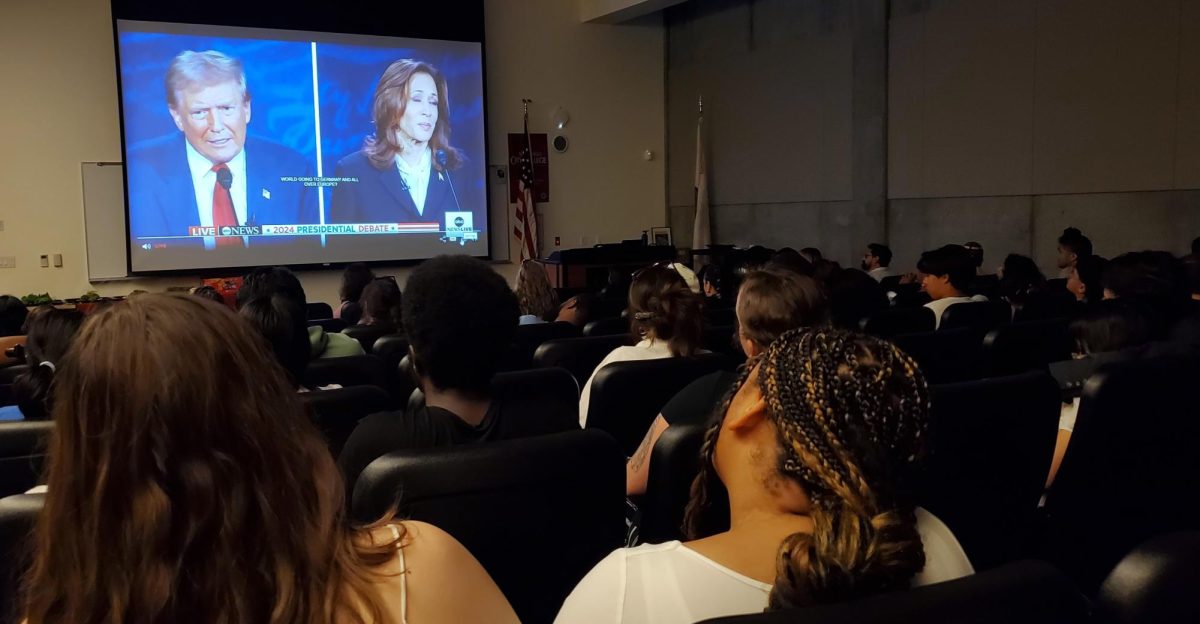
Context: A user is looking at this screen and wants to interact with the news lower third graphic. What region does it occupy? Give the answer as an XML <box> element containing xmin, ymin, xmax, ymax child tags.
<box><xmin>441</xmin><ymin>211</ymin><xmax>478</xmax><ymax>246</ymax></box>
<box><xmin>136</xmin><ymin>219</ymin><xmax>478</xmax><ymax>251</ymax></box>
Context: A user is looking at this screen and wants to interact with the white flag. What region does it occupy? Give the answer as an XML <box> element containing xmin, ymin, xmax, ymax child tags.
<box><xmin>692</xmin><ymin>115</ymin><xmax>711</xmax><ymax>256</ymax></box>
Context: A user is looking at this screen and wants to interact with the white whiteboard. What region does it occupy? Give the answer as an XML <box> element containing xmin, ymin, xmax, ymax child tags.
<box><xmin>81</xmin><ymin>162</ymin><xmax>129</xmax><ymax>282</ymax></box>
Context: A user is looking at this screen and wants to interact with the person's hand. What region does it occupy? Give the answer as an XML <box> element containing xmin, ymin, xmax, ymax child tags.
<box><xmin>899</xmin><ymin>272</ymin><xmax>918</xmax><ymax>285</ymax></box>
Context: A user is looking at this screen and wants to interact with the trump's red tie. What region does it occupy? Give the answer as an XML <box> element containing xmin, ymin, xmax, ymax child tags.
<box><xmin>211</xmin><ymin>163</ymin><xmax>243</xmax><ymax>248</ymax></box>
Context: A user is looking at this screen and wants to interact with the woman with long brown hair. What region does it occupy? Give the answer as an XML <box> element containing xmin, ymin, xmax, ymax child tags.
<box><xmin>577</xmin><ymin>263</ymin><xmax>705</xmax><ymax>427</ymax></box>
<box><xmin>515</xmin><ymin>259</ymin><xmax>559</xmax><ymax>324</ymax></box>
<box><xmin>331</xmin><ymin>59</ymin><xmax>467</xmax><ymax>226</ymax></box>
<box><xmin>20</xmin><ymin>294</ymin><xmax>517</xmax><ymax>623</ymax></box>
<box><xmin>557</xmin><ymin>328</ymin><xmax>972</xmax><ymax>623</ymax></box>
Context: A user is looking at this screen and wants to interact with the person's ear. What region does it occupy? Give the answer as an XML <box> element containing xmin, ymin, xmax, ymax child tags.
<box><xmin>724</xmin><ymin>382</ymin><xmax>768</xmax><ymax>433</ymax></box>
<box><xmin>168</xmin><ymin>106</ymin><xmax>184</xmax><ymax>132</ymax></box>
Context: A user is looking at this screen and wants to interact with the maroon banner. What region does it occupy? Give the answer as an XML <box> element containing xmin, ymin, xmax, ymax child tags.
<box><xmin>508</xmin><ymin>133</ymin><xmax>550</xmax><ymax>203</ymax></box>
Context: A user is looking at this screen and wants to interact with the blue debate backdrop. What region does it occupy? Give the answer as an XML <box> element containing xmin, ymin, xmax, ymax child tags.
<box><xmin>115</xmin><ymin>21</ymin><xmax>490</xmax><ymax>274</ymax></box>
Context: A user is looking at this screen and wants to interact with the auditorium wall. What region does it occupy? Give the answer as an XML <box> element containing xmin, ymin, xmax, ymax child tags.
<box><xmin>0</xmin><ymin>0</ymin><xmax>665</xmax><ymax>304</ymax></box>
<box><xmin>666</xmin><ymin>0</ymin><xmax>1200</xmax><ymax>273</ymax></box>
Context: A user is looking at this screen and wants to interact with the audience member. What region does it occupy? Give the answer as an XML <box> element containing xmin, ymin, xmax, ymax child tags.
<box><xmin>0</xmin><ymin>308</ymin><xmax>83</xmax><ymax>422</ymax></box>
<box><xmin>239</xmin><ymin>293</ymin><xmax>311</xmax><ymax>388</ymax></box>
<box><xmin>337</xmin><ymin>256</ymin><xmax>522</xmax><ymax>491</ymax></box>
<box><xmin>828</xmin><ymin>268</ymin><xmax>889</xmax><ymax>330</ymax></box>
<box><xmin>189</xmin><ymin>285</ymin><xmax>227</xmax><ymax>306</ymax></box>
<box><xmin>559</xmin><ymin>328</ymin><xmax>973</xmax><ymax>623</ymax></box>
<box><xmin>1183</xmin><ymin>254</ymin><xmax>1200</xmax><ymax>301</ymax></box>
<box><xmin>1192</xmin><ymin>236</ymin><xmax>1200</xmax><ymax>257</ymax></box>
<box><xmin>357</xmin><ymin>278</ymin><xmax>403</xmax><ymax>329</ymax></box>
<box><xmin>743</xmin><ymin>245</ymin><xmax>777</xmax><ymax>270</ymax></box>
<box><xmin>862</xmin><ymin>243</ymin><xmax>893</xmax><ymax>281</ymax></box>
<box><xmin>0</xmin><ymin>295</ymin><xmax>28</xmax><ymax>337</ymax></box>
<box><xmin>515</xmin><ymin>259</ymin><xmax>559</xmax><ymax>324</ymax></box>
<box><xmin>1046</xmin><ymin>300</ymin><xmax>1153</xmax><ymax>488</ymax></box>
<box><xmin>579</xmin><ymin>264</ymin><xmax>704</xmax><ymax>427</ymax></box>
<box><xmin>1101</xmin><ymin>250</ymin><xmax>1188</xmax><ymax>336</ymax></box>
<box><xmin>697</xmin><ymin>264</ymin><xmax>725</xmax><ymax>302</ymax></box>
<box><xmin>799</xmin><ymin>246</ymin><xmax>823</xmax><ymax>264</ymax></box>
<box><xmin>1067</xmin><ymin>254</ymin><xmax>1108</xmax><ymax>304</ymax></box>
<box><xmin>963</xmin><ymin>241</ymin><xmax>985</xmax><ymax>273</ymax></box>
<box><xmin>1057</xmin><ymin>227</ymin><xmax>1093</xmax><ymax>277</ymax></box>
<box><xmin>337</xmin><ymin>262</ymin><xmax>375</xmax><ymax>324</ymax></box>
<box><xmin>556</xmin><ymin>293</ymin><xmax>598</xmax><ymax>328</ymax></box>
<box><xmin>811</xmin><ymin>259</ymin><xmax>843</xmax><ymax>291</ymax></box>
<box><xmin>19</xmin><ymin>294</ymin><xmax>516</xmax><ymax>623</ymax></box>
<box><xmin>998</xmin><ymin>253</ymin><xmax>1047</xmax><ymax>306</ymax></box>
<box><xmin>917</xmin><ymin>245</ymin><xmax>988</xmax><ymax>328</ymax></box>
<box><xmin>626</xmin><ymin>269</ymin><xmax>828</xmax><ymax>496</ymax></box>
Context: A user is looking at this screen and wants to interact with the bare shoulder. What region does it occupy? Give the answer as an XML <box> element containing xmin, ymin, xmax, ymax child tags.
<box><xmin>396</xmin><ymin>521</ymin><xmax>520</xmax><ymax>624</ymax></box>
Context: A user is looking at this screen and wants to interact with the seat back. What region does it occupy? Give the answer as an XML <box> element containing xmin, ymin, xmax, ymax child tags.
<box><xmin>891</xmin><ymin>328</ymin><xmax>982</xmax><ymax>384</ymax></box>
<box><xmin>982</xmin><ymin>319</ymin><xmax>1072</xmax><ymax>377</ymax></box>
<box><xmin>1093</xmin><ymin>531</ymin><xmax>1200</xmax><ymax>624</ymax></box>
<box><xmin>369</xmin><ymin>334</ymin><xmax>409</xmax><ymax>371</ymax></box>
<box><xmin>588</xmin><ymin>355</ymin><xmax>730</xmax><ymax>455</ymax></box>
<box><xmin>860</xmin><ymin>307</ymin><xmax>935</xmax><ymax>338</ymax></box>
<box><xmin>639</xmin><ymin>422</ymin><xmax>706</xmax><ymax>543</ymax></box>
<box><xmin>0</xmin><ymin>493</ymin><xmax>43</xmax><ymax>621</ymax></box>
<box><xmin>507</xmin><ymin>322</ymin><xmax>581</xmax><ymax>370</ymax></box>
<box><xmin>305</xmin><ymin>301</ymin><xmax>332</xmax><ymax>320</ymax></box>
<box><xmin>697</xmin><ymin>560</ymin><xmax>1088</xmax><ymax>624</ymax></box>
<box><xmin>922</xmin><ymin>372</ymin><xmax>1061</xmax><ymax>569</ymax></box>
<box><xmin>939</xmin><ymin>300</ymin><xmax>1011</xmax><ymax>334</ymax></box>
<box><xmin>300</xmin><ymin>385</ymin><xmax>392</xmax><ymax>457</ymax></box>
<box><xmin>1043</xmin><ymin>353</ymin><xmax>1200</xmax><ymax>594</ymax></box>
<box><xmin>0</xmin><ymin>421</ymin><xmax>53</xmax><ymax>499</ymax></box>
<box><xmin>582</xmin><ymin>317</ymin><xmax>629</xmax><ymax>337</ymax></box>
<box><xmin>302</xmin><ymin>355</ymin><xmax>400</xmax><ymax>404</ymax></box>
<box><xmin>489</xmin><ymin>367</ymin><xmax>581</xmax><ymax>436</ymax></box>
<box><xmin>533</xmin><ymin>334</ymin><xmax>635</xmax><ymax>388</ymax></box>
<box><xmin>1013</xmin><ymin>291</ymin><xmax>1079</xmax><ymax>323</ymax></box>
<box><xmin>351</xmin><ymin>430</ymin><xmax>625</xmax><ymax>624</ymax></box>
<box><xmin>307</xmin><ymin>318</ymin><xmax>348</xmax><ymax>334</ymax></box>
<box><xmin>341</xmin><ymin>325</ymin><xmax>395</xmax><ymax>353</ymax></box>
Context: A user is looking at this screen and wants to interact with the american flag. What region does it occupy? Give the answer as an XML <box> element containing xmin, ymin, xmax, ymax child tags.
<box><xmin>513</xmin><ymin>108</ymin><xmax>539</xmax><ymax>260</ymax></box>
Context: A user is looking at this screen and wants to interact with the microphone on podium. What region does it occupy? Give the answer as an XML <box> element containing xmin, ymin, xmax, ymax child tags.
<box><xmin>436</xmin><ymin>149</ymin><xmax>463</xmax><ymax>212</ymax></box>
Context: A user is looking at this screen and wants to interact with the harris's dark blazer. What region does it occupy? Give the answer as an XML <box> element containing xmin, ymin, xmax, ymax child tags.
<box><xmin>126</xmin><ymin>135</ymin><xmax>318</xmax><ymax>247</ymax></box>
<box><xmin>329</xmin><ymin>150</ymin><xmax>461</xmax><ymax>227</ymax></box>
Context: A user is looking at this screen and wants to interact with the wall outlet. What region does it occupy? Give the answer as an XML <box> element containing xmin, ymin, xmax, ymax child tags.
<box><xmin>53</xmin><ymin>253</ymin><xmax>63</xmax><ymax>268</ymax></box>
<box><xmin>39</xmin><ymin>255</ymin><xmax>49</xmax><ymax>268</ymax></box>
<box><xmin>0</xmin><ymin>257</ymin><xmax>15</xmax><ymax>269</ymax></box>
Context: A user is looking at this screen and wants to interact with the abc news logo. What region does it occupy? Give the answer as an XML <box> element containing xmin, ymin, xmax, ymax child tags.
<box><xmin>444</xmin><ymin>212</ymin><xmax>473</xmax><ymax>233</ymax></box>
<box><xmin>189</xmin><ymin>226</ymin><xmax>262</xmax><ymax>237</ymax></box>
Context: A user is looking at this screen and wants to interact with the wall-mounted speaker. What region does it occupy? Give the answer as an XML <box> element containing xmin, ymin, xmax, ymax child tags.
<box><xmin>553</xmin><ymin>135</ymin><xmax>569</xmax><ymax>153</ymax></box>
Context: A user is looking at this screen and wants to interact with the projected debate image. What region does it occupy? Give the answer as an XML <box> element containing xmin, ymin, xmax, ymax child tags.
<box><xmin>116</xmin><ymin>21</ymin><xmax>488</xmax><ymax>273</ymax></box>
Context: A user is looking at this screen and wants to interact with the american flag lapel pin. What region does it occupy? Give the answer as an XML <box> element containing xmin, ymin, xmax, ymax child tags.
<box><xmin>262</xmin><ymin>188</ymin><xmax>271</xmax><ymax>200</ymax></box>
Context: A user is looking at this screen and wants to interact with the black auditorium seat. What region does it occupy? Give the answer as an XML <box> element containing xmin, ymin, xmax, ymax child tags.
<box><xmin>308</xmin><ymin>318</ymin><xmax>348</xmax><ymax>334</ymax></box>
<box><xmin>1042</xmin><ymin>353</ymin><xmax>1200</xmax><ymax>595</ymax></box>
<box><xmin>506</xmin><ymin>321</ymin><xmax>580</xmax><ymax>371</ymax></box>
<box><xmin>981</xmin><ymin>318</ymin><xmax>1073</xmax><ymax>377</ymax></box>
<box><xmin>533</xmin><ymin>334</ymin><xmax>635</xmax><ymax>388</ymax></box>
<box><xmin>922</xmin><ymin>371</ymin><xmax>1060</xmax><ymax>569</ymax></box>
<box><xmin>1013</xmin><ymin>291</ymin><xmax>1079</xmax><ymax>324</ymax></box>
<box><xmin>300</xmin><ymin>385</ymin><xmax>392</xmax><ymax>457</ymax></box>
<box><xmin>860</xmin><ymin>306</ymin><xmax>935</xmax><ymax>338</ymax></box>
<box><xmin>697</xmin><ymin>560</ymin><xmax>1088</xmax><ymax>624</ymax></box>
<box><xmin>305</xmin><ymin>301</ymin><xmax>333</xmax><ymax>320</ymax></box>
<box><xmin>0</xmin><ymin>421</ymin><xmax>53</xmax><ymax>499</ymax></box>
<box><xmin>351</xmin><ymin>430</ymin><xmax>625</xmax><ymax>624</ymax></box>
<box><xmin>582</xmin><ymin>317</ymin><xmax>630</xmax><ymax>337</ymax></box>
<box><xmin>1093</xmin><ymin>531</ymin><xmax>1200</xmax><ymax>624</ymax></box>
<box><xmin>938</xmin><ymin>300</ymin><xmax>1012</xmax><ymax>334</ymax></box>
<box><xmin>369</xmin><ymin>334</ymin><xmax>409</xmax><ymax>371</ymax></box>
<box><xmin>302</xmin><ymin>354</ymin><xmax>400</xmax><ymax>404</ymax></box>
<box><xmin>586</xmin><ymin>354</ymin><xmax>730</xmax><ymax>455</ymax></box>
<box><xmin>968</xmin><ymin>274</ymin><xmax>1001</xmax><ymax>299</ymax></box>
<box><xmin>639</xmin><ymin>422</ymin><xmax>707</xmax><ymax>544</ymax></box>
<box><xmin>341</xmin><ymin>324</ymin><xmax>395</xmax><ymax>353</ymax></box>
<box><xmin>0</xmin><ymin>493</ymin><xmax>43</xmax><ymax>620</ymax></box>
<box><xmin>891</xmin><ymin>328</ymin><xmax>982</xmax><ymax>384</ymax></box>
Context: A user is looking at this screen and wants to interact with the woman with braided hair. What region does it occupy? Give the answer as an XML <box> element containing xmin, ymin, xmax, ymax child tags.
<box><xmin>556</xmin><ymin>328</ymin><xmax>972</xmax><ymax>623</ymax></box>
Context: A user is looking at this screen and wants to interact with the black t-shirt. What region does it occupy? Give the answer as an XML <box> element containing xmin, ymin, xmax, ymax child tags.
<box><xmin>338</xmin><ymin>402</ymin><xmax>504</xmax><ymax>494</ymax></box>
<box><xmin>660</xmin><ymin>370</ymin><xmax>739</xmax><ymax>428</ymax></box>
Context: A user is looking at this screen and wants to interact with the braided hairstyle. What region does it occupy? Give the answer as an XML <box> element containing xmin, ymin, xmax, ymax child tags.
<box><xmin>683</xmin><ymin>327</ymin><xmax>931</xmax><ymax>609</ymax></box>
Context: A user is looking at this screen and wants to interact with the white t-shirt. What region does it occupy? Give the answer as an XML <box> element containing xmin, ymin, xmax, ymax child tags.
<box><xmin>554</xmin><ymin>508</ymin><xmax>973</xmax><ymax>624</ymax></box>
<box><xmin>924</xmin><ymin>295</ymin><xmax>989</xmax><ymax>329</ymax></box>
<box><xmin>578</xmin><ymin>339</ymin><xmax>676</xmax><ymax>428</ymax></box>
<box><xmin>868</xmin><ymin>267</ymin><xmax>893</xmax><ymax>281</ymax></box>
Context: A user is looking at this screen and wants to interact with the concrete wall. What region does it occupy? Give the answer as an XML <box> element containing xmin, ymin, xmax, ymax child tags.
<box><xmin>0</xmin><ymin>0</ymin><xmax>665</xmax><ymax>304</ymax></box>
